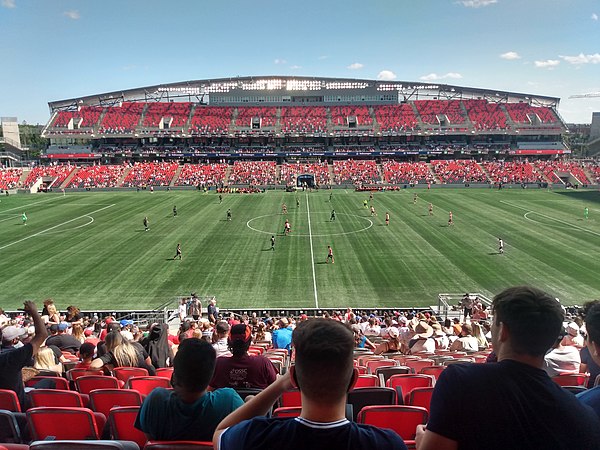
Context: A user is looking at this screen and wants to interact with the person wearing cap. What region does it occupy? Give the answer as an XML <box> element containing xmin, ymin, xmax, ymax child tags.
<box><xmin>408</xmin><ymin>321</ymin><xmax>436</xmax><ymax>354</ymax></box>
<box><xmin>560</xmin><ymin>321</ymin><xmax>584</xmax><ymax>348</ymax></box>
<box><xmin>0</xmin><ymin>301</ymin><xmax>48</xmax><ymax>408</ymax></box>
<box><xmin>374</xmin><ymin>326</ymin><xmax>401</xmax><ymax>354</ymax></box>
<box><xmin>45</xmin><ymin>322</ymin><xmax>82</xmax><ymax>355</ymax></box>
<box><xmin>431</xmin><ymin>322</ymin><xmax>450</xmax><ymax>350</ymax></box>
<box><xmin>213</xmin><ymin>321</ymin><xmax>232</xmax><ymax>358</ymax></box>
<box><xmin>416</xmin><ymin>286</ymin><xmax>600</xmax><ymax>450</ymax></box>
<box><xmin>449</xmin><ymin>323</ymin><xmax>479</xmax><ymax>352</ymax></box>
<box><xmin>210</xmin><ymin>324</ymin><xmax>277</xmax><ymax>390</ymax></box>
<box><xmin>213</xmin><ymin>319</ymin><xmax>407</xmax><ymax>450</ymax></box>
<box><xmin>272</xmin><ymin>318</ymin><xmax>293</xmax><ymax>352</ymax></box>
<box><xmin>135</xmin><ymin>338</ymin><xmax>243</xmax><ymax>441</ymax></box>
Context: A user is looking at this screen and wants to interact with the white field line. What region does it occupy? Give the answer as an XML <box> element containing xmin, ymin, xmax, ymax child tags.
<box><xmin>0</xmin><ymin>204</ymin><xmax>115</xmax><ymax>251</ymax></box>
<box><xmin>1</xmin><ymin>196</ymin><xmax>61</xmax><ymax>213</ymax></box>
<box><xmin>500</xmin><ymin>200</ymin><xmax>600</xmax><ymax>238</ymax></box>
<box><xmin>306</xmin><ymin>194</ymin><xmax>319</xmax><ymax>309</ymax></box>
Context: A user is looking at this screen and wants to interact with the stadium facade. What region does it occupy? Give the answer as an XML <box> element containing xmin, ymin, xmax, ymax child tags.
<box><xmin>41</xmin><ymin>75</ymin><xmax>568</xmax><ymax>162</ymax></box>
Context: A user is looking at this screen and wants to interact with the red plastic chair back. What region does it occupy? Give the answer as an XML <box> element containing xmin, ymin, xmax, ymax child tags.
<box><xmin>155</xmin><ymin>368</ymin><xmax>174</xmax><ymax>379</ymax></box>
<box><xmin>272</xmin><ymin>406</ymin><xmax>302</xmax><ymax>418</ymax></box>
<box><xmin>76</xmin><ymin>375</ymin><xmax>122</xmax><ymax>395</ymax></box>
<box><xmin>0</xmin><ymin>389</ymin><xmax>21</xmax><ymax>412</ymax></box>
<box><xmin>127</xmin><ymin>376</ymin><xmax>171</xmax><ymax>396</ymax></box>
<box><xmin>66</xmin><ymin>368</ymin><xmax>105</xmax><ymax>381</ymax></box>
<box><xmin>354</xmin><ymin>375</ymin><xmax>380</xmax><ymax>388</ymax></box>
<box><xmin>25</xmin><ymin>376</ymin><xmax>70</xmax><ymax>390</ymax></box>
<box><xmin>280</xmin><ymin>389</ymin><xmax>302</xmax><ymax>407</ymax></box>
<box><xmin>365</xmin><ymin>359</ymin><xmax>397</xmax><ymax>374</ymax></box>
<box><xmin>406</xmin><ymin>387</ymin><xmax>435</xmax><ymax>412</ymax></box>
<box><xmin>403</xmin><ymin>358</ymin><xmax>435</xmax><ymax>373</ymax></box>
<box><xmin>108</xmin><ymin>406</ymin><xmax>147</xmax><ymax>449</ymax></box>
<box><xmin>144</xmin><ymin>441</ymin><xmax>213</xmax><ymax>449</ymax></box>
<box><xmin>27</xmin><ymin>407</ymin><xmax>102</xmax><ymax>440</ymax></box>
<box><xmin>357</xmin><ymin>405</ymin><xmax>428</xmax><ymax>443</ymax></box>
<box><xmin>112</xmin><ymin>367</ymin><xmax>149</xmax><ymax>383</ymax></box>
<box><xmin>387</xmin><ymin>374</ymin><xmax>434</xmax><ymax>403</ymax></box>
<box><xmin>552</xmin><ymin>373</ymin><xmax>589</xmax><ymax>387</ymax></box>
<box><xmin>418</xmin><ymin>365</ymin><xmax>446</xmax><ymax>381</ymax></box>
<box><xmin>89</xmin><ymin>389</ymin><xmax>143</xmax><ymax>418</ymax></box>
<box><xmin>29</xmin><ymin>389</ymin><xmax>85</xmax><ymax>408</ymax></box>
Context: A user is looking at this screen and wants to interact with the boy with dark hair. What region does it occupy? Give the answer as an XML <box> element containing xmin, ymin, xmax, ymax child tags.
<box><xmin>416</xmin><ymin>286</ymin><xmax>600</xmax><ymax>450</ymax></box>
<box><xmin>213</xmin><ymin>319</ymin><xmax>406</xmax><ymax>449</ymax></box>
<box><xmin>135</xmin><ymin>338</ymin><xmax>243</xmax><ymax>441</ymax></box>
<box><xmin>210</xmin><ymin>324</ymin><xmax>277</xmax><ymax>390</ymax></box>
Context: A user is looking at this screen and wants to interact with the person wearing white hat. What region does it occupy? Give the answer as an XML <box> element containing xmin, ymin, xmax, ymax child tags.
<box><xmin>560</xmin><ymin>321</ymin><xmax>584</xmax><ymax>349</ymax></box>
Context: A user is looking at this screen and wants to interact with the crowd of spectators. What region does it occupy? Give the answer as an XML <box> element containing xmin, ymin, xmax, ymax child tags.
<box><xmin>280</xmin><ymin>162</ymin><xmax>330</xmax><ymax>185</ymax></box>
<box><xmin>430</xmin><ymin>159</ymin><xmax>489</xmax><ymax>184</ymax></box>
<box><xmin>23</xmin><ymin>164</ymin><xmax>76</xmax><ymax>188</ymax></box>
<box><xmin>122</xmin><ymin>162</ymin><xmax>179</xmax><ymax>187</ymax></box>
<box><xmin>175</xmin><ymin>163</ymin><xmax>228</xmax><ymax>187</ymax></box>
<box><xmin>381</xmin><ymin>161</ymin><xmax>435</xmax><ymax>185</ymax></box>
<box><xmin>333</xmin><ymin>159</ymin><xmax>380</xmax><ymax>185</ymax></box>
<box><xmin>2</xmin><ymin>285</ymin><xmax>599</xmax><ymax>448</ymax></box>
<box><xmin>0</xmin><ymin>167</ymin><xmax>23</xmax><ymax>189</ymax></box>
<box><xmin>228</xmin><ymin>161</ymin><xmax>277</xmax><ymax>185</ymax></box>
<box><xmin>67</xmin><ymin>164</ymin><xmax>128</xmax><ymax>189</ymax></box>
<box><xmin>482</xmin><ymin>161</ymin><xmax>545</xmax><ymax>184</ymax></box>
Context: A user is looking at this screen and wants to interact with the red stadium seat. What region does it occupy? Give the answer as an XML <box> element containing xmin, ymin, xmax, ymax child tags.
<box><xmin>0</xmin><ymin>390</ymin><xmax>21</xmax><ymax>412</ymax></box>
<box><xmin>28</xmin><ymin>440</ymin><xmax>140</xmax><ymax>450</ymax></box>
<box><xmin>386</xmin><ymin>374</ymin><xmax>434</xmax><ymax>404</ymax></box>
<box><xmin>354</xmin><ymin>375</ymin><xmax>380</xmax><ymax>388</ymax></box>
<box><xmin>154</xmin><ymin>368</ymin><xmax>174</xmax><ymax>379</ymax></box>
<box><xmin>406</xmin><ymin>387</ymin><xmax>435</xmax><ymax>412</ymax></box>
<box><xmin>112</xmin><ymin>367</ymin><xmax>149</xmax><ymax>384</ymax></box>
<box><xmin>89</xmin><ymin>389</ymin><xmax>143</xmax><ymax>418</ymax></box>
<box><xmin>552</xmin><ymin>373</ymin><xmax>589</xmax><ymax>387</ymax></box>
<box><xmin>271</xmin><ymin>406</ymin><xmax>302</xmax><ymax>418</ymax></box>
<box><xmin>357</xmin><ymin>405</ymin><xmax>428</xmax><ymax>446</ymax></box>
<box><xmin>25</xmin><ymin>377</ymin><xmax>70</xmax><ymax>390</ymax></box>
<box><xmin>76</xmin><ymin>375</ymin><xmax>123</xmax><ymax>395</ymax></box>
<box><xmin>29</xmin><ymin>389</ymin><xmax>85</xmax><ymax>408</ymax></box>
<box><xmin>27</xmin><ymin>407</ymin><xmax>105</xmax><ymax>441</ymax></box>
<box><xmin>144</xmin><ymin>441</ymin><xmax>213</xmax><ymax>450</ymax></box>
<box><xmin>126</xmin><ymin>376</ymin><xmax>171</xmax><ymax>396</ymax></box>
<box><xmin>279</xmin><ymin>389</ymin><xmax>302</xmax><ymax>407</ymax></box>
<box><xmin>108</xmin><ymin>406</ymin><xmax>147</xmax><ymax>449</ymax></box>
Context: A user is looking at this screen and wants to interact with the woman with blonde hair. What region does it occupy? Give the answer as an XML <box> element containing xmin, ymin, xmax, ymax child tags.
<box><xmin>472</xmin><ymin>321</ymin><xmax>489</xmax><ymax>349</ymax></box>
<box><xmin>71</xmin><ymin>323</ymin><xmax>85</xmax><ymax>343</ymax></box>
<box><xmin>90</xmin><ymin>330</ymin><xmax>155</xmax><ymax>374</ymax></box>
<box><xmin>45</xmin><ymin>303</ymin><xmax>61</xmax><ymax>325</ymax></box>
<box><xmin>33</xmin><ymin>346</ymin><xmax>63</xmax><ymax>375</ymax></box>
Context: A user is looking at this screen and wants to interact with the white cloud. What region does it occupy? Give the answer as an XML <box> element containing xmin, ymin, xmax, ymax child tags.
<box><xmin>290</xmin><ymin>65</ymin><xmax>302</xmax><ymax>70</ymax></box>
<box><xmin>64</xmin><ymin>10</ymin><xmax>80</xmax><ymax>19</ymax></box>
<box><xmin>500</xmin><ymin>51</ymin><xmax>521</xmax><ymax>60</ymax></box>
<box><xmin>534</xmin><ymin>59</ymin><xmax>560</xmax><ymax>68</ymax></box>
<box><xmin>560</xmin><ymin>53</ymin><xmax>600</xmax><ymax>64</ymax></box>
<box><xmin>377</xmin><ymin>70</ymin><xmax>397</xmax><ymax>81</ymax></box>
<box><xmin>456</xmin><ymin>0</ymin><xmax>497</xmax><ymax>8</ymax></box>
<box><xmin>274</xmin><ymin>59</ymin><xmax>287</xmax><ymax>65</ymax></box>
<box><xmin>347</xmin><ymin>63</ymin><xmax>364</xmax><ymax>70</ymax></box>
<box><xmin>592</xmin><ymin>13</ymin><xmax>598</xmax><ymax>21</ymax></box>
<box><xmin>318</xmin><ymin>55</ymin><xmax>329</xmax><ymax>60</ymax></box>
<box><xmin>420</xmin><ymin>72</ymin><xmax>463</xmax><ymax>81</ymax></box>
<box><xmin>1</xmin><ymin>0</ymin><xmax>16</xmax><ymax>8</ymax></box>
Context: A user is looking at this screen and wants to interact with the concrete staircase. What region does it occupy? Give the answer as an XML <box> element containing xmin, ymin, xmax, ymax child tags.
<box><xmin>59</xmin><ymin>168</ymin><xmax>79</xmax><ymax>188</ymax></box>
<box><xmin>170</xmin><ymin>165</ymin><xmax>183</xmax><ymax>187</ymax></box>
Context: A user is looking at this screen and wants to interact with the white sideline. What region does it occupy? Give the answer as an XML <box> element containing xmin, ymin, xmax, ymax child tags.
<box><xmin>1</xmin><ymin>196</ymin><xmax>61</xmax><ymax>213</ymax></box>
<box><xmin>0</xmin><ymin>204</ymin><xmax>115</xmax><ymax>251</ymax></box>
<box><xmin>306</xmin><ymin>195</ymin><xmax>319</xmax><ymax>309</ymax></box>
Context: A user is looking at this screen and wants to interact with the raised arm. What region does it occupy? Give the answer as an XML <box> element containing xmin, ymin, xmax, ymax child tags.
<box><xmin>24</xmin><ymin>300</ymin><xmax>48</xmax><ymax>354</ymax></box>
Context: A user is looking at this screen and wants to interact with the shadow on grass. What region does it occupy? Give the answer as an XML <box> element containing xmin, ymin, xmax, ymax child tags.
<box><xmin>554</xmin><ymin>190</ymin><xmax>600</xmax><ymax>205</ymax></box>
<box><xmin>315</xmin><ymin>261</ymin><xmax>328</xmax><ymax>265</ymax></box>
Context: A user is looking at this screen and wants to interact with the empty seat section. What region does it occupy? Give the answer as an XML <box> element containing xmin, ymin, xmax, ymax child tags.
<box><xmin>374</xmin><ymin>104</ymin><xmax>418</xmax><ymax>132</ymax></box>
<box><xmin>280</xmin><ymin>106</ymin><xmax>327</xmax><ymax>133</ymax></box>
<box><xmin>189</xmin><ymin>107</ymin><xmax>233</xmax><ymax>134</ymax></box>
<box><xmin>100</xmin><ymin>102</ymin><xmax>145</xmax><ymax>134</ymax></box>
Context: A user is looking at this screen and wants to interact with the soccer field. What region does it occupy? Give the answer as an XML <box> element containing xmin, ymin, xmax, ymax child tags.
<box><xmin>0</xmin><ymin>188</ymin><xmax>599</xmax><ymax>310</ymax></box>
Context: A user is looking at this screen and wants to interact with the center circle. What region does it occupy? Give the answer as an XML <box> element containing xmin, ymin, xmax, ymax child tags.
<box><xmin>247</xmin><ymin>212</ymin><xmax>373</xmax><ymax>237</ymax></box>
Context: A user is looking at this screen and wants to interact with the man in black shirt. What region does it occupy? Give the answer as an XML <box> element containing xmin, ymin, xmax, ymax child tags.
<box><xmin>45</xmin><ymin>322</ymin><xmax>82</xmax><ymax>355</ymax></box>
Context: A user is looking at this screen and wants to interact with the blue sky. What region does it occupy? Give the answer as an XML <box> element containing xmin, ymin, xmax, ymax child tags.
<box><xmin>1</xmin><ymin>0</ymin><xmax>599</xmax><ymax>125</ymax></box>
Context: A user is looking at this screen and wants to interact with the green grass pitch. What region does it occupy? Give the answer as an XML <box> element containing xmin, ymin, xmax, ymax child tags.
<box><xmin>0</xmin><ymin>188</ymin><xmax>599</xmax><ymax>310</ymax></box>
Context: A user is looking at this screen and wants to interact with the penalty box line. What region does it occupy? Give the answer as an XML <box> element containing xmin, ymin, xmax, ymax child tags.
<box><xmin>0</xmin><ymin>204</ymin><xmax>115</xmax><ymax>251</ymax></box>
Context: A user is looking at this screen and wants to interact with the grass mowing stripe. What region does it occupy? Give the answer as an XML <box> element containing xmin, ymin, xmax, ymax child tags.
<box><xmin>305</xmin><ymin>193</ymin><xmax>319</xmax><ymax>309</ymax></box>
<box><xmin>0</xmin><ymin>204</ymin><xmax>115</xmax><ymax>251</ymax></box>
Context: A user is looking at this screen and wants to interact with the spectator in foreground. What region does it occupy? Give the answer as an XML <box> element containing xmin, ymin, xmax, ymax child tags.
<box><xmin>577</xmin><ymin>302</ymin><xmax>600</xmax><ymax>418</ymax></box>
<box><xmin>0</xmin><ymin>301</ymin><xmax>48</xmax><ymax>408</ymax></box>
<box><xmin>210</xmin><ymin>324</ymin><xmax>277</xmax><ymax>390</ymax></box>
<box><xmin>135</xmin><ymin>338</ymin><xmax>243</xmax><ymax>441</ymax></box>
<box><xmin>213</xmin><ymin>319</ymin><xmax>407</xmax><ymax>449</ymax></box>
<box><xmin>415</xmin><ymin>286</ymin><xmax>600</xmax><ymax>450</ymax></box>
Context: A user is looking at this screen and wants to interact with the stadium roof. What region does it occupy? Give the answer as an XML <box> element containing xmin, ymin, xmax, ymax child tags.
<box><xmin>47</xmin><ymin>75</ymin><xmax>560</xmax><ymax>113</ymax></box>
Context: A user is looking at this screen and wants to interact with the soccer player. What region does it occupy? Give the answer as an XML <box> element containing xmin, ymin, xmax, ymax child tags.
<box><xmin>369</xmin><ymin>192</ymin><xmax>373</xmax><ymax>202</ymax></box>
<box><xmin>370</xmin><ymin>205</ymin><xmax>377</xmax><ymax>217</ymax></box>
<box><xmin>330</xmin><ymin>209</ymin><xmax>336</xmax><ymax>221</ymax></box>
<box><xmin>227</xmin><ymin>209</ymin><xmax>232</xmax><ymax>221</ymax></box>
<box><xmin>429</xmin><ymin>203</ymin><xmax>433</xmax><ymax>216</ymax></box>
<box><xmin>385</xmin><ymin>212</ymin><xmax>390</xmax><ymax>226</ymax></box>
<box><xmin>282</xmin><ymin>203</ymin><xmax>287</xmax><ymax>214</ymax></box>
<box><xmin>413</xmin><ymin>192</ymin><xmax>418</xmax><ymax>204</ymax></box>
<box><xmin>584</xmin><ymin>207</ymin><xmax>589</xmax><ymax>220</ymax></box>
<box><xmin>498</xmin><ymin>238</ymin><xmax>504</xmax><ymax>254</ymax></box>
<box><xmin>174</xmin><ymin>243</ymin><xmax>182</xmax><ymax>260</ymax></box>
<box><xmin>22</xmin><ymin>212</ymin><xmax>27</xmax><ymax>225</ymax></box>
<box><xmin>448</xmin><ymin>211</ymin><xmax>453</xmax><ymax>226</ymax></box>
<box><xmin>219</xmin><ymin>194</ymin><xmax>223</xmax><ymax>204</ymax></box>
<box><xmin>329</xmin><ymin>192</ymin><xmax>333</xmax><ymax>202</ymax></box>
<box><xmin>326</xmin><ymin>245</ymin><xmax>334</xmax><ymax>264</ymax></box>
<box><xmin>363</xmin><ymin>199</ymin><xmax>368</xmax><ymax>208</ymax></box>
<box><xmin>284</xmin><ymin>220</ymin><xmax>291</xmax><ymax>235</ymax></box>
<box><xmin>143</xmin><ymin>216</ymin><xmax>149</xmax><ymax>231</ymax></box>
<box><xmin>296</xmin><ymin>198</ymin><xmax>300</xmax><ymax>208</ymax></box>
<box><xmin>271</xmin><ymin>235</ymin><xmax>275</xmax><ymax>251</ymax></box>
<box><xmin>173</xmin><ymin>205</ymin><xmax>178</xmax><ymax>217</ymax></box>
